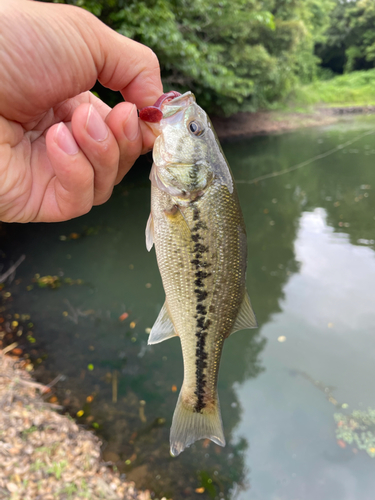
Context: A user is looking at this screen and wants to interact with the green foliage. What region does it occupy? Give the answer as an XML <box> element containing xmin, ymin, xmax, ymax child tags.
<box><xmin>334</xmin><ymin>408</ymin><xmax>375</xmax><ymax>457</ymax></box>
<box><xmin>317</xmin><ymin>0</ymin><xmax>375</xmax><ymax>74</ymax></box>
<box><xmin>287</xmin><ymin>69</ymin><xmax>375</xmax><ymax>107</ymax></box>
<box><xmin>48</xmin><ymin>0</ymin><xmax>335</xmax><ymax>114</ymax></box>
<box><xmin>47</xmin><ymin>460</ymin><xmax>68</xmax><ymax>479</ymax></box>
<box><xmin>288</xmin><ymin>69</ymin><xmax>375</xmax><ymax>106</ymax></box>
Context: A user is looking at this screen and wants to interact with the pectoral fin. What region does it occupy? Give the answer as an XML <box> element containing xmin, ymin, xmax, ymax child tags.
<box><xmin>229</xmin><ymin>291</ymin><xmax>258</xmax><ymax>335</ymax></box>
<box><xmin>148</xmin><ymin>301</ymin><xmax>177</xmax><ymax>345</ymax></box>
<box><xmin>164</xmin><ymin>205</ymin><xmax>191</xmax><ymax>236</ymax></box>
<box><xmin>145</xmin><ymin>213</ymin><xmax>154</xmax><ymax>251</ymax></box>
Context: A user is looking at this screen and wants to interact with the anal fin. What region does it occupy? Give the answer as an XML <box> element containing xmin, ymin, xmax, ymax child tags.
<box><xmin>230</xmin><ymin>291</ymin><xmax>258</xmax><ymax>335</ymax></box>
<box><xmin>148</xmin><ymin>301</ymin><xmax>177</xmax><ymax>345</ymax></box>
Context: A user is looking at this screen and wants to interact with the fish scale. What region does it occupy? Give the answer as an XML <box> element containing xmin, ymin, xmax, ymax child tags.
<box><xmin>142</xmin><ymin>91</ymin><xmax>257</xmax><ymax>456</ymax></box>
<box><xmin>152</xmin><ymin>180</ymin><xmax>246</xmax><ymax>403</ymax></box>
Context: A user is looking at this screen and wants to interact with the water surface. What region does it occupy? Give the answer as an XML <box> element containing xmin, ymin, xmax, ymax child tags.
<box><xmin>1</xmin><ymin>115</ymin><xmax>375</xmax><ymax>499</ymax></box>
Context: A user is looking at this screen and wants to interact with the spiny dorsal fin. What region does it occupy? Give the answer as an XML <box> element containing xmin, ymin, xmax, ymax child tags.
<box><xmin>229</xmin><ymin>291</ymin><xmax>258</xmax><ymax>336</ymax></box>
<box><xmin>148</xmin><ymin>301</ymin><xmax>177</xmax><ymax>345</ymax></box>
<box><xmin>145</xmin><ymin>212</ymin><xmax>154</xmax><ymax>252</ymax></box>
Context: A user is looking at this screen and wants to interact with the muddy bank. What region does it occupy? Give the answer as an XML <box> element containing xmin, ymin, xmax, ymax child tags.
<box><xmin>212</xmin><ymin>105</ymin><xmax>375</xmax><ymax>140</ymax></box>
<box><xmin>0</xmin><ymin>351</ymin><xmax>157</xmax><ymax>500</ymax></box>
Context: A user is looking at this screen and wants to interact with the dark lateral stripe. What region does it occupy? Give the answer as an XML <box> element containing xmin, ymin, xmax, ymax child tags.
<box><xmin>191</xmin><ymin>205</ymin><xmax>211</xmax><ymax>413</ymax></box>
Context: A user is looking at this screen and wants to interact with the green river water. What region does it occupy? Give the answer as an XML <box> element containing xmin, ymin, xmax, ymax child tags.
<box><xmin>1</xmin><ymin>114</ymin><xmax>375</xmax><ymax>500</ymax></box>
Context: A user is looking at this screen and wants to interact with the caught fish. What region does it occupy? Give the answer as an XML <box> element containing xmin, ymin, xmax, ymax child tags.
<box><xmin>140</xmin><ymin>91</ymin><xmax>257</xmax><ymax>456</ymax></box>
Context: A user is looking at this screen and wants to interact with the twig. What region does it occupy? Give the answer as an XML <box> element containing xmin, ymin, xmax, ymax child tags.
<box><xmin>2</xmin><ymin>342</ymin><xmax>18</xmax><ymax>355</ymax></box>
<box><xmin>15</xmin><ymin>378</ymin><xmax>50</xmax><ymax>392</ymax></box>
<box><xmin>112</xmin><ymin>370</ymin><xmax>118</xmax><ymax>403</ymax></box>
<box><xmin>0</xmin><ymin>372</ymin><xmax>50</xmax><ymax>393</ymax></box>
<box><xmin>139</xmin><ymin>400</ymin><xmax>147</xmax><ymax>423</ymax></box>
<box><xmin>43</xmin><ymin>374</ymin><xmax>64</xmax><ymax>393</ymax></box>
<box><xmin>37</xmin><ymin>401</ymin><xmax>64</xmax><ymax>410</ymax></box>
<box><xmin>0</xmin><ymin>255</ymin><xmax>25</xmax><ymax>283</ymax></box>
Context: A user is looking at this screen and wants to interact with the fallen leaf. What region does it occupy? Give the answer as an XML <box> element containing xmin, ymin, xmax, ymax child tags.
<box><xmin>6</xmin><ymin>483</ymin><xmax>18</xmax><ymax>493</ymax></box>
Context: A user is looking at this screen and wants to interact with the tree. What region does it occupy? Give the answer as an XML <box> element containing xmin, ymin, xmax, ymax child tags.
<box><xmin>317</xmin><ymin>0</ymin><xmax>375</xmax><ymax>74</ymax></box>
<box><xmin>49</xmin><ymin>0</ymin><xmax>335</xmax><ymax>113</ymax></box>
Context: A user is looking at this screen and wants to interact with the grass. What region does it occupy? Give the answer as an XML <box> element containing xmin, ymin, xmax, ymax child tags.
<box><xmin>286</xmin><ymin>69</ymin><xmax>375</xmax><ymax>108</ymax></box>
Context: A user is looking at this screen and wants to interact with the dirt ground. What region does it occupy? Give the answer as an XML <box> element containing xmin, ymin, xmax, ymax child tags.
<box><xmin>211</xmin><ymin>105</ymin><xmax>375</xmax><ymax>140</ymax></box>
<box><xmin>0</xmin><ymin>351</ymin><xmax>159</xmax><ymax>500</ymax></box>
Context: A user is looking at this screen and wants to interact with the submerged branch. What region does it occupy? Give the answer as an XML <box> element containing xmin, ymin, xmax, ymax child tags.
<box><xmin>0</xmin><ymin>255</ymin><xmax>25</xmax><ymax>283</ymax></box>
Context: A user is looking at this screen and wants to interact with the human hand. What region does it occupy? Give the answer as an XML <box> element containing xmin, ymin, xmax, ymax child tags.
<box><xmin>0</xmin><ymin>0</ymin><xmax>163</xmax><ymax>223</ymax></box>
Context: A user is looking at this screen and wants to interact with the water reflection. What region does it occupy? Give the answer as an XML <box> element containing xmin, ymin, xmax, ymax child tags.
<box><xmin>234</xmin><ymin>208</ymin><xmax>375</xmax><ymax>500</ymax></box>
<box><xmin>1</xmin><ymin>115</ymin><xmax>375</xmax><ymax>499</ymax></box>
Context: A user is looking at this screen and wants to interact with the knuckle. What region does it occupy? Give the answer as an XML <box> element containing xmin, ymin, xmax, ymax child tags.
<box><xmin>94</xmin><ymin>188</ymin><xmax>113</xmax><ymax>206</ymax></box>
<box><xmin>66</xmin><ymin>199</ymin><xmax>92</xmax><ymax>220</ymax></box>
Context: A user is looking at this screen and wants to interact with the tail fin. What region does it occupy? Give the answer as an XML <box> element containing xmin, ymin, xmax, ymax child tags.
<box><xmin>170</xmin><ymin>389</ymin><xmax>225</xmax><ymax>457</ymax></box>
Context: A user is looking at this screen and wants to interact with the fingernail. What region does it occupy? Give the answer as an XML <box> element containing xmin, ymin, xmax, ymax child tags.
<box><xmin>86</xmin><ymin>104</ymin><xmax>108</xmax><ymax>141</ymax></box>
<box><xmin>123</xmin><ymin>104</ymin><xmax>139</xmax><ymax>141</ymax></box>
<box><xmin>55</xmin><ymin>123</ymin><xmax>79</xmax><ymax>155</ymax></box>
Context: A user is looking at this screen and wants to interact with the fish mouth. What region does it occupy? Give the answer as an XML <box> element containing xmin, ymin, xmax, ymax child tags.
<box><xmin>161</xmin><ymin>92</ymin><xmax>196</xmax><ymax>118</ymax></box>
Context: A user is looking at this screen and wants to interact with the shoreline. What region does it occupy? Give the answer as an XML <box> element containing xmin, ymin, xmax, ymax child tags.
<box><xmin>0</xmin><ymin>351</ymin><xmax>154</xmax><ymax>500</ymax></box>
<box><xmin>212</xmin><ymin>105</ymin><xmax>375</xmax><ymax>141</ymax></box>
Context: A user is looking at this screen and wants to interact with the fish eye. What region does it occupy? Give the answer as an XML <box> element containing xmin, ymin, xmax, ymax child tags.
<box><xmin>188</xmin><ymin>120</ymin><xmax>204</xmax><ymax>137</ymax></box>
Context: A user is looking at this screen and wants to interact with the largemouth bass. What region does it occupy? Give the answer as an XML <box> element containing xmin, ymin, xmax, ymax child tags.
<box><xmin>140</xmin><ymin>91</ymin><xmax>257</xmax><ymax>457</ymax></box>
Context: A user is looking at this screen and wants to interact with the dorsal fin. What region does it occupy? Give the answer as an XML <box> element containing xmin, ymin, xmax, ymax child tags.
<box><xmin>229</xmin><ymin>291</ymin><xmax>258</xmax><ymax>336</ymax></box>
<box><xmin>148</xmin><ymin>301</ymin><xmax>177</xmax><ymax>345</ymax></box>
